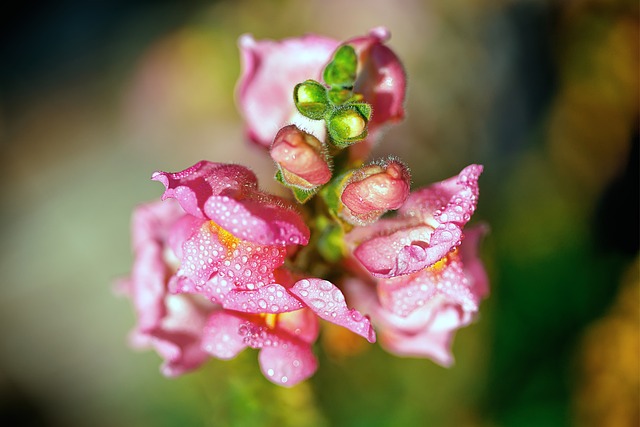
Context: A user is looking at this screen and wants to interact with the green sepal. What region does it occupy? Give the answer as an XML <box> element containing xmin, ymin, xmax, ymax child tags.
<box><xmin>351</xmin><ymin>103</ymin><xmax>372</xmax><ymax>121</ymax></box>
<box><xmin>319</xmin><ymin>171</ymin><xmax>350</xmax><ymax>219</ymax></box>
<box><xmin>327</xmin><ymin>87</ymin><xmax>353</xmax><ymax>105</ymax></box>
<box><xmin>275</xmin><ymin>169</ymin><xmax>318</xmax><ymax>204</ymax></box>
<box><xmin>326</xmin><ymin>107</ymin><xmax>369</xmax><ymax>147</ymax></box>
<box><xmin>291</xmin><ymin>186</ymin><xmax>318</xmax><ymax>204</ymax></box>
<box><xmin>294</xmin><ymin>80</ymin><xmax>329</xmax><ymax>120</ymax></box>
<box><xmin>275</xmin><ymin>169</ymin><xmax>287</xmax><ymax>185</ymax></box>
<box><xmin>323</xmin><ymin>45</ymin><xmax>357</xmax><ymax>89</ymax></box>
<box><xmin>316</xmin><ymin>216</ymin><xmax>346</xmax><ymax>263</ymax></box>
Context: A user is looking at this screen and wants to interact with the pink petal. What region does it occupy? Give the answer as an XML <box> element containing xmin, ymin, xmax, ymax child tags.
<box><xmin>348</xmin><ymin>27</ymin><xmax>406</xmax><ymax>133</ymax></box>
<box><xmin>353</xmin><ymin>222</ymin><xmax>437</xmax><ymax>277</ymax></box>
<box><xmin>167</xmin><ymin>214</ymin><xmax>205</xmax><ymax>260</ymax></box>
<box><xmin>129</xmin><ymin>200</ymin><xmax>184</xmax><ymax>333</ymax></box>
<box><xmin>176</xmin><ymin>220</ymin><xmax>287</xmax><ymax>289</ymax></box>
<box><xmin>290</xmin><ymin>278</ymin><xmax>376</xmax><ymax>343</ymax></box>
<box><xmin>236</xmin><ymin>33</ymin><xmax>339</xmax><ymax>147</ymax></box>
<box><xmin>168</xmin><ymin>275</ymin><xmax>233</xmax><ymax>305</ymax></box>
<box><xmin>352</xmin><ymin>164</ymin><xmax>483</xmax><ymax>278</ymax></box>
<box><xmin>401</xmin><ymin>164</ymin><xmax>482</xmax><ymax>225</ymax></box>
<box><xmin>377</xmin><ymin>250</ymin><xmax>478</xmax><ymax>318</ymax></box>
<box><xmin>276</xmin><ymin>308</ymin><xmax>320</xmax><ymax>344</ymax></box>
<box><xmin>131</xmin><ymin>294</ymin><xmax>212</xmax><ymax>377</ymax></box>
<box><xmin>461</xmin><ymin>225</ymin><xmax>490</xmax><ymax>299</ymax></box>
<box><xmin>203</xmin><ymin>193</ymin><xmax>309</xmax><ymax>246</ymax></box>
<box><xmin>258</xmin><ymin>340</ymin><xmax>318</xmax><ymax>387</ymax></box>
<box><xmin>152</xmin><ymin>161</ymin><xmax>258</xmax><ymax>219</ymax></box>
<box><xmin>201</xmin><ymin>311</ymin><xmax>248</xmax><ymax>359</ymax></box>
<box><xmin>222</xmin><ymin>283</ymin><xmax>304</xmax><ymax>314</ymax></box>
<box><xmin>379</xmin><ymin>304</ymin><xmax>474</xmax><ymax>367</ymax></box>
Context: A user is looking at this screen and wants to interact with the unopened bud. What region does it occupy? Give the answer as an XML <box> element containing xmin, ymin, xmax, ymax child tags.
<box><xmin>340</xmin><ymin>158</ymin><xmax>410</xmax><ymax>225</ymax></box>
<box><xmin>328</xmin><ymin>106</ymin><xmax>370</xmax><ymax>146</ymax></box>
<box><xmin>271</xmin><ymin>125</ymin><xmax>332</xmax><ymax>190</ymax></box>
<box><xmin>294</xmin><ymin>80</ymin><xmax>329</xmax><ymax>120</ymax></box>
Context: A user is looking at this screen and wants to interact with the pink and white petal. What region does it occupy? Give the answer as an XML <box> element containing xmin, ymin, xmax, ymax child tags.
<box><xmin>223</xmin><ymin>283</ymin><xmax>304</xmax><ymax>314</ymax></box>
<box><xmin>201</xmin><ymin>311</ymin><xmax>249</xmax><ymax>360</ymax></box>
<box><xmin>461</xmin><ymin>225</ymin><xmax>490</xmax><ymax>299</ymax></box>
<box><xmin>290</xmin><ymin>279</ymin><xmax>376</xmax><ymax>343</ymax></box>
<box><xmin>129</xmin><ymin>200</ymin><xmax>184</xmax><ymax>332</ymax></box>
<box><xmin>177</xmin><ymin>221</ymin><xmax>229</xmax><ymax>286</ymax></box>
<box><xmin>276</xmin><ymin>308</ymin><xmax>320</xmax><ymax>344</ymax></box>
<box><xmin>258</xmin><ymin>340</ymin><xmax>318</xmax><ymax>387</ymax></box>
<box><xmin>348</xmin><ymin>27</ymin><xmax>406</xmax><ymax>130</ymax></box>
<box><xmin>204</xmin><ymin>193</ymin><xmax>309</xmax><ymax>246</ymax></box>
<box><xmin>377</xmin><ymin>252</ymin><xmax>478</xmax><ymax>317</ymax></box>
<box><xmin>167</xmin><ymin>214</ymin><xmax>205</xmax><ymax>260</ymax></box>
<box><xmin>401</xmin><ymin>164</ymin><xmax>482</xmax><ymax>226</ymax></box>
<box><xmin>236</xmin><ymin>34</ymin><xmax>339</xmax><ymax>147</ymax></box>
<box><xmin>380</xmin><ymin>304</ymin><xmax>474</xmax><ymax>367</ymax></box>
<box><xmin>131</xmin><ymin>199</ymin><xmax>184</xmax><ymax>252</ymax></box>
<box><xmin>152</xmin><ymin>161</ymin><xmax>258</xmax><ymax>219</ymax></box>
<box><xmin>353</xmin><ymin>224</ymin><xmax>435</xmax><ymax>277</ymax></box>
<box><xmin>169</xmin><ymin>275</ymin><xmax>233</xmax><ymax>305</ymax></box>
<box><xmin>381</xmin><ymin>323</ymin><xmax>455</xmax><ymax>367</ymax></box>
<box><xmin>131</xmin><ymin>294</ymin><xmax>211</xmax><ymax>376</ymax></box>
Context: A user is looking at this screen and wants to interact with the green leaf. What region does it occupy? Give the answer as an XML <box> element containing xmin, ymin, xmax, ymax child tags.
<box><xmin>323</xmin><ymin>45</ymin><xmax>357</xmax><ymax>89</ymax></box>
<box><xmin>294</xmin><ymin>80</ymin><xmax>329</xmax><ymax>120</ymax></box>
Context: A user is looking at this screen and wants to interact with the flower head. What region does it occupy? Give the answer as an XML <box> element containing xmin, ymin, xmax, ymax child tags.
<box><xmin>348</xmin><ymin>164</ymin><xmax>483</xmax><ymax>278</ymax></box>
<box><xmin>346</xmin><ymin>226</ymin><xmax>488</xmax><ymax>366</ymax></box>
<box><xmin>236</xmin><ymin>28</ymin><xmax>405</xmax><ymax>148</ymax></box>
<box><xmin>236</xmin><ymin>34</ymin><xmax>338</xmax><ymax>147</ymax></box>
<box><xmin>151</xmin><ymin>161</ymin><xmax>309</xmax><ymax>309</ymax></box>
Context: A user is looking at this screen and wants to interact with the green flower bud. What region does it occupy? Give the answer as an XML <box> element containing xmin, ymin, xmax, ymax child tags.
<box><xmin>294</xmin><ymin>80</ymin><xmax>329</xmax><ymax>120</ymax></box>
<box><xmin>327</xmin><ymin>107</ymin><xmax>369</xmax><ymax>147</ymax></box>
<box><xmin>323</xmin><ymin>45</ymin><xmax>357</xmax><ymax>89</ymax></box>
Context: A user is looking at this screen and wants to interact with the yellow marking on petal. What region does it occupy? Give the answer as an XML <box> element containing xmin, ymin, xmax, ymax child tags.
<box><xmin>208</xmin><ymin>221</ymin><xmax>240</xmax><ymax>253</ymax></box>
<box><xmin>262</xmin><ymin>313</ymin><xmax>278</xmax><ymax>329</ymax></box>
<box><xmin>427</xmin><ymin>248</ymin><xmax>459</xmax><ymax>275</ymax></box>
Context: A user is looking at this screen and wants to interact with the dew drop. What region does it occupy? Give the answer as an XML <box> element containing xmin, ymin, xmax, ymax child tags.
<box><xmin>310</xmin><ymin>299</ymin><xmax>326</xmax><ymax>309</ymax></box>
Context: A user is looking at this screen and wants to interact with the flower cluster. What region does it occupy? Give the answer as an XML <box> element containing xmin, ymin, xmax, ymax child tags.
<box><xmin>120</xmin><ymin>27</ymin><xmax>488</xmax><ymax>386</ymax></box>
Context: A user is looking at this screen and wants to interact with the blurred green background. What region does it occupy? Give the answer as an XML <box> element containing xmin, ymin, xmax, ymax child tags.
<box><xmin>0</xmin><ymin>0</ymin><xmax>637</xmax><ymax>426</ymax></box>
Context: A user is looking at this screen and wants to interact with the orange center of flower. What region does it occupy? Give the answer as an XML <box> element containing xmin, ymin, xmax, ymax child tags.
<box><xmin>262</xmin><ymin>313</ymin><xmax>278</xmax><ymax>329</ymax></box>
<box><xmin>427</xmin><ymin>248</ymin><xmax>459</xmax><ymax>277</ymax></box>
<box><xmin>208</xmin><ymin>221</ymin><xmax>240</xmax><ymax>254</ymax></box>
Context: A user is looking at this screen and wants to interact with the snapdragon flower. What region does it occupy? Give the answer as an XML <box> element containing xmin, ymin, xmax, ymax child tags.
<box><xmin>236</xmin><ymin>27</ymin><xmax>406</xmax><ymax>150</ymax></box>
<box><xmin>121</xmin><ymin>161</ymin><xmax>374</xmax><ymax>386</ymax></box>
<box><xmin>120</xmin><ymin>26</ymin><xmax>489</xmax><ymax>388</ymax></box>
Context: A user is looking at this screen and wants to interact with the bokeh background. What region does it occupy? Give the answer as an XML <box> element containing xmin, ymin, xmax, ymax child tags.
<box><xmin>1</xmin><ymin>0</ymin><xmax>638</xmax><ymax>426</ymax></box>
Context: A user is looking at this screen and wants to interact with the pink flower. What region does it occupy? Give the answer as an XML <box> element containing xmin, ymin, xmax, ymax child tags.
<box><xmin>117</xmin><ymin>199</ymin><xmax>212</xmax><ymax>376</ymax></box>
<box><xmin>120</xmin><ymin>163</ymin><xmax>376</xmax><ymax>385</ymax></box>
<box><xmin>347</xmin><ymin>164</ymin><xmax>483</xmax><ymax>278</ymax></box>
<box><xmin>236</xmin><ymin>28</ymin><xmax>406</xmax><ymax>148</ymax></box>
<box><xmin>203</xmin><ymin>277</ymin><xmax>375</xmax><ymax>387</ymax></box>
<box><xmin>346</xmin><ymin>226</ymin><xmax>489</xmax><ymax>366</ymax></box>
<box><xmin>151</xmin><ymin>161</ymin><xmax>309</xmax><ymax>311</ymax></box>
<box><xmin>348</xmin><ymin>27</ymin><xmax>406</xmax><ymax>131</ymax></box>
<box><xmin>237</xmin><ymin>33</ymin><xmax>338</xmax><ymax>147</ymax></box>
<box><xmin>203</xmin><ymin>308</ymin><xmax>320</xmax><ymax>386</ymax></box>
